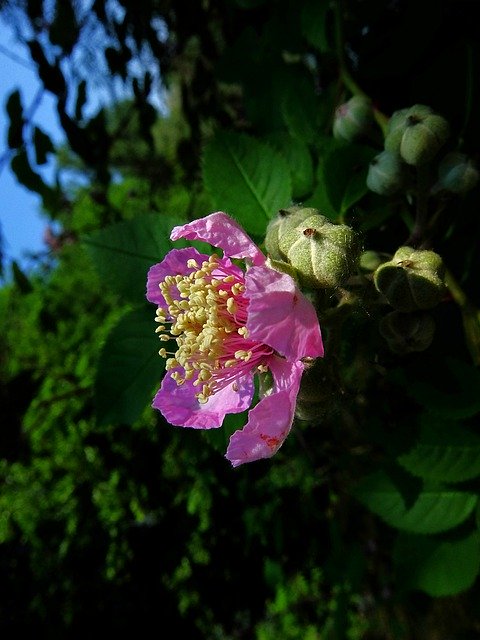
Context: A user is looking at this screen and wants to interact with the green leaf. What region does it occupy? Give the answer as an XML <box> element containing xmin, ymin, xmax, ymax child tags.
<box><xmin>390</xmin><ymin>357</ymin><xmax>480</xmax><ymax>420</ymax></box>
<box><xmin>394</xmin><ymin>531</ymin><xmax>480</xmax><ymax>596</ymax></box>
<box><xmin>95</xmin><ymin>305</ymin><xmax>166</xmax><ymax>426</ymax></box>
<box><xmin>281</xmin><ymin>75</ymin><xmax>322</xmax><ymax>144</ymax></box>
<box><xmin>321</xmin><ymin>143</ymin><xmax>376</xmax><ymax>217</ymax></box>
<box><xmin>398</xmin><ymin>415</ymin><xmax>480</xmax><ymax>483</ymax></box>
<box><xmin>353</xmin><ymin>471</ymin><xmax>477</xmax><ymax>534</ymax></box>
<box><xmin>11</xmin><ymin>260</ymin><xmax>33</xmax><ymax>294</ymax></box>
<box><xmin>83</xmin><ymin>213</ymin><xmax>195</xmax><ymax>305</ymax></box>
<box><xmin>202</xmin><ymin>131</ymin><xmax>292</xmax><ymax>236</ymax></box>
<box><xmin>301</xmin><ymin>0</ymin><xmax>331</xmax><ymax>53</ymax></box>
<box><xmin>33</xmin><ymin>126</ymin><xmax>55</xmax><ymax>165</ymax></box>
<box><xmin>264</xmin><ymin>132</ymin><xmax>314</xmax><ymax>199</ymax></box>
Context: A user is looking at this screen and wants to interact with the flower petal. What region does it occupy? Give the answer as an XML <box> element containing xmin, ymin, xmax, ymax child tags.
<box><xmin>153</xmin><ymin>369</ymin><xmax>255</xmax><ymax>429</ymax></box>
<box><xmin>245</xmin><ymin>266</ymin><xmax>324</xmax><ymax>361</ymax></box>
<box><xmin>146</xmin><ymin>247</ymin><xmax>210</xmax><ymax>305</ymax></box>
<box><xmin>171</xmin><ymin>212</ymin><xmax>265</xmax><ymax>265</ymax></box>
<box><xmin>225</xmin><ymin>359</ymin><xmax>304</xmax><ymax>467</ymax></box>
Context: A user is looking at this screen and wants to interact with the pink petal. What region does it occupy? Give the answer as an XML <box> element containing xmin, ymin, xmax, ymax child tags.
<box><xmin>146</xmin><ymin>247</ymin><xmax>209</xmax><ymax>305</ymax></box>
<box><xmin>153</xmin><ymin>369</ymin><xmax>255</xmax><ymax>429</ymax></box>
<box><xmin>245</xmin><ymin>266</ymin><xmax>324</xmax><ymax>361</ymax></box>
<box><xmin>225</xmin><ymin>358</ymin><xmax>304</xmax><ymax>467</ymax></box>
<box><xmin>170</xmin><ymin>212</ymin><xmax>265</xmax><ymax>266</ymax></box>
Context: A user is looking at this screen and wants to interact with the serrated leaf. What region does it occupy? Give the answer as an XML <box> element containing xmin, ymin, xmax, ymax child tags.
<box><xmin>264</xmin><ymin>132</ymin><xmax>314</xmax><ymax>199</ymax></box>
<box><xmin>95</xmin><ymin>305</ymin><xmax>166</xmax><ymax>426</ymax></box>
<box><xmin>353</xmin><ymin>471</ymin><xmax>477</xmax><ymax>534</ymax></box>
<box><xmin>394</xmin><ymin>531</ymin><xmax>480</xmax><ymax>596</ymax></box>
<box><xmin>83</xmin><ymin>213</ymin><xmax>200</xmax><ymax>304</ymax></box>
<box><xmin>398</xmin><ymin>415</ymin><xmax>480</xmax><ymax>483</ymax></box>
<box><xmin>203</xmin><ymin>131</ymin><xmax>292</xmax><ymax>236</ymax></box>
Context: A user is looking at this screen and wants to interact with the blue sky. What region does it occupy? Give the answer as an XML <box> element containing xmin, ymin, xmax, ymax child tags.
<box><xmin>0</xmin><ymin>22</ymin><xmax>64</xmax><ymax>272</ymax></box>
<box><xmin>0</xmin><ymin>9</ymin><xmax>168</xmax><ymax>275</ymax></box>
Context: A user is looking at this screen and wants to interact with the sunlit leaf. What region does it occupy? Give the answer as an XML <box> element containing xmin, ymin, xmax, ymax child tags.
<box><xmin>203</xmin><ymin>131</ymin><xmax>292</xmax><ymax>236</ymax></box>
<box><xmin>84</xmin><ymin>213</ymin><xmax>204</xmax><ymax>304</ymax></box>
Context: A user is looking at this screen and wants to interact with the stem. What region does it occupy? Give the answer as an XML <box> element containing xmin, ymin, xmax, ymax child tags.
<box><xmin>445</xmin><ymin>268</ymin><xmax>480</xmax><ymax>365</ymax></box>
<box><xmin>407</xmin><ymin>164</ymin><xmax>431</xmax><ymax>247</ymax></box>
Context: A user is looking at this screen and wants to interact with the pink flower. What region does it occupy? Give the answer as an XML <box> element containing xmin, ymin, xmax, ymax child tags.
<box><xmin>146</xmin><ymin>212</ymin><xmax>324</xmax><ymax>467</ymax></box>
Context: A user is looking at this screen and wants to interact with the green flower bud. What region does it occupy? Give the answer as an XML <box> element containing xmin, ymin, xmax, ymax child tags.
<box><xmin>374</xmin><ymin>246</ymin><xmax>445</xmax><ymax>312</ymax></box>
<box><xmin>366</xmin><ymin>150</ymin><xmax>408</xmax><ymax>195</ymax></box>
<box><xmin>384</xmin><ymin>105</ymin><xmax>449</xmax><ymax>166</ymax></box>
<box><xmin>333</xmin><ymin>95</ymin><xmax>375</xmax><ymax>142</ymax></box>
<box><xmin>278</xmin><ymin>213</ymin><xmax>361</xmax><ymax>289</ymax></box>
<box><xmin>265</xmin><ymin>206</ymin><xmax>318</xmax><ymax>260</ymax></box>
<box><xmin>379</xmin><ymin>310</ymin><xmax>436</xmax><ymax>354</ymax></box>
<box><xmin>434</xmin><ymin>152</ymin><xmax>479</xmax><ymax>194</ymax></box>
<box><xmin>359</xmin><ymin>250</ymin><xmax>385</xmax><ymax>273</ymax></box>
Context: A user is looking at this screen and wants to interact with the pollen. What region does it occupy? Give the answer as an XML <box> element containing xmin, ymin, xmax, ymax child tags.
<box><xmin>154</xmin><ymin>253</ymin><xmax>273</xmax><ymax>402</ymax></box>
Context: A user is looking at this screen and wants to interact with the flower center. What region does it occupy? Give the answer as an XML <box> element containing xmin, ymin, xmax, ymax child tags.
<box><xmin>155</xmin><ymin>254</ymin><xmax>272</xmax><ymax>403</ymax></box>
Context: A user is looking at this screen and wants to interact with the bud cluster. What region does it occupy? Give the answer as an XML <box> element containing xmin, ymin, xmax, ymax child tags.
<box><xmin>373</xmin><ymin>246</ymin><xmax>446</xmax><ymax>354</ymax></box>
<box><xmin>365</xmin><ymin>103</ymin><xmax>478</xmax><ymax>196</ymax></box>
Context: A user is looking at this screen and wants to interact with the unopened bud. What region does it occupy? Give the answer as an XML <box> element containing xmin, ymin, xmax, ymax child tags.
<box><xmin>374</xmin><ymin>246</ymin><xmax>445</xmax><ymax>312</ymax></box>
<box><xmin>359</xmin><ymin>250</ymin><xmax>385</xmax><ymax>273</ymax></box>
<box><xmin>433</xmin><ymin>152</ymin><xmax>479</xmax><ymax>194</ymax></box>
<box><xmin>366</xmin><ymin>150</ymin><xmax>408</xmax><ymax>195</ymax></box>
<box><xmin>333</xmin><ymin>96</ymin><xmax>375</xmax><ymax>143</ymax></box>
<box><xmin>385</xmin><ymin>105</ymin><xmax>449</xmax><ymax>166</ymax></box>
<box><xmin>265</xmin><ymin>206</ymin><xmax>318</xmax><ymax>260</ymax></box>
<box><xmin>379</xmin><ymin>310</ymin><xmax>436</xmax><ymax>354</ymax></box>
<box><xmin>278</xmin><ymin>212</ymin><xmax>361</xmax><ymax>289</ymax></box>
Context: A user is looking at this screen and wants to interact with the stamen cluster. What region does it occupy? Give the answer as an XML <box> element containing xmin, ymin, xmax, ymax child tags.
<box><xmin>154</xmin><ymin>254</ymin><xmax>272</xmax><ymax>403</ymax></box>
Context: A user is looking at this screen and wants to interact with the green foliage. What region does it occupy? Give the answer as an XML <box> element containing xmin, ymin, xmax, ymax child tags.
<box><xmin>84</xmin><ymin>213</ymin><xmax>186</xmax><ymax>304</ymax></box>
<box><xmin>2</xmin><ymin>0</ymin><xmax>480</xmax><ymax>636</ymax></box>
<box><xmin>94</xmin><ymin>305</ymin><xmax>166</xmax><ymax>426</ymax></box>
<box><xmin>203</xmin><ymin>131</ymin><xmax>292</xmax><ymax>236</ymax></box>
<box><xmin>394</xmin><ymin>531</ymin><xmax>480</xmax><ymax>597</ymax></box>
<box><xmin>353</xmin><ymin>471</ymin><xmax>477</xmax><ymax>534</ymax></box>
